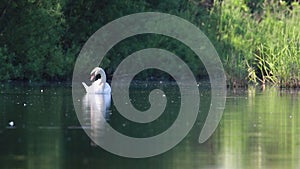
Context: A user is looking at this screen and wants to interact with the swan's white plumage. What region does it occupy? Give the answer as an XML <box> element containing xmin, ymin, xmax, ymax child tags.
<box><xmin>82</xmin><ymin>67</ymin><xmax>111</xmax><ymax>94</ymax></box>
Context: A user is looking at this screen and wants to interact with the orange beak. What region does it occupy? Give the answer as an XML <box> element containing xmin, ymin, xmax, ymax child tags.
<box><xmin>90</xmin><ymin>74</ymin><xmax>95</xmax><ymax>81</ymax></box>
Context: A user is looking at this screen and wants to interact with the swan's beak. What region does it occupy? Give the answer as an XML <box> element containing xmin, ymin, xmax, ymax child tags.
<box><xmin>90</xmin><ymin>74</ymin><xmax>95</xmax><ymax>81</ymax></box>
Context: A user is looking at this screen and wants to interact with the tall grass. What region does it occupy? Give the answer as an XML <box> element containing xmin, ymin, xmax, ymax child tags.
<box><xmin>215</xmin><ymin>0</ymin><xmax>300</xmax><ymax>87</ymax></box>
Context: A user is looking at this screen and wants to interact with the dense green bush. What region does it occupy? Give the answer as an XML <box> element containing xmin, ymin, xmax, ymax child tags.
<box><xmin>0</xmin><ymin>0</ymin><xmax>67</xmax><ymax>81</ymax></box>
<box><xmin>0</xmin><ymin>46</ymin><xmax>18</xmax><ymax>80</ymax></box>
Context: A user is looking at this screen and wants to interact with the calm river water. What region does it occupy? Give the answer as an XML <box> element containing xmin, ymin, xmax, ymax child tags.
<box><xmin>0</xmin><ymin>82</ymin><xmax>299</xmax><ymax>169</ymax></box>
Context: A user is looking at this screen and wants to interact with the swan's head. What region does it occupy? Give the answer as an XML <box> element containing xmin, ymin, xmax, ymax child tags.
<box><xmin>90</xmin><ymin>67</ymin><xmax>105</xmax><ymax>81</ymax></box>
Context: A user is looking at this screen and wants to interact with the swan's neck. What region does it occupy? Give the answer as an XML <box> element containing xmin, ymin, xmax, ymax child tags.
<box><xmin>99</xmin><ymin>69</ymin><xmax>106</xmax><ymax>84</ymax></box>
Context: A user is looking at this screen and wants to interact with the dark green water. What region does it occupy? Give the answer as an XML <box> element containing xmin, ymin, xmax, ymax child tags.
<box><xmin>0</xmin><ymin>83</ymin><xmax>299</xmax><ymax>169</ymax></box>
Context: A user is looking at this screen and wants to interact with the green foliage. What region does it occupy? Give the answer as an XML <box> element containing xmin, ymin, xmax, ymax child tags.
<box><xmin>0</xmin><ymin>46</ymin><xmax>18</xmax><ymax>80</ymax></box>
<box><xmin>216</xmin><ymin>0</ymin><xmax>300</xmax><ymax>87</ymax></box>
<box><xmin>1</xmin><ymin>0</ymin><xmax>66</xmax><ymax>81</ymax></box>
<box><xmin>0</xmin><ymin>0</ymin><xmax>299</xmax><ymax>87</ymax></box>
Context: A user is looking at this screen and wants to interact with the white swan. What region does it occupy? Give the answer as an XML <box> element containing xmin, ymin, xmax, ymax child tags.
<box><xmin>82</xmin><ymin>67</ymin><xmax>111</xmax><ymax>94</ymax></box>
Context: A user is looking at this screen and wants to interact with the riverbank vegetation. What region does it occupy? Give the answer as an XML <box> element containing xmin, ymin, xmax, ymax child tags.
<box><xmin>0</xmin><ymin>0</ymin><xmax>299</xmax><ymax>87</ymax></box>
<box><xmin>217</xmin><ymin>0</ymin><xmax>300</xmax><ymax>88</ymax></box>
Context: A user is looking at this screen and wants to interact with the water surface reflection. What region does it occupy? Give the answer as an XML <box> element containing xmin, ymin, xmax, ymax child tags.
<box><xmin>0</xmin><ymin>84</ymin><xmax>299</xmax><ymax>169</ymax></box>
<box><xmin>82</xmin><ymin>93</ymin><xmax>111</xmax><ymax>146</ymax></box>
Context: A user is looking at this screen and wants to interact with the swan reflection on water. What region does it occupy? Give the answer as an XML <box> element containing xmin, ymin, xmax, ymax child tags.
<box><xmin>82</xmin><ymin>93</ymin><xmax>111</xmax><ymax>146</ymax></box>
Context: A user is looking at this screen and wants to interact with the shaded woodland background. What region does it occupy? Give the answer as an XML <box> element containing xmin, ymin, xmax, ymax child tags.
<box><xmin>0</xmin><ymin>0</ymin><xmax>299</xmax><ymax>87</ymax></box>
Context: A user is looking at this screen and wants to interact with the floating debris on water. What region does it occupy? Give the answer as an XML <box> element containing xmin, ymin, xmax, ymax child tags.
<box><xmin>40</xmin><ymin>89</ymin><xmax>43</xmax><ymax>93</ymax></box>
<box><xmin>9</xmin><ymin>121</ymin><xmax>14</xmax><ymax>127</ymax></box>
<box><xmin>23</xmin><ymin>103</ymin><xmax>27</xmax><ymax>107</ymax></box>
